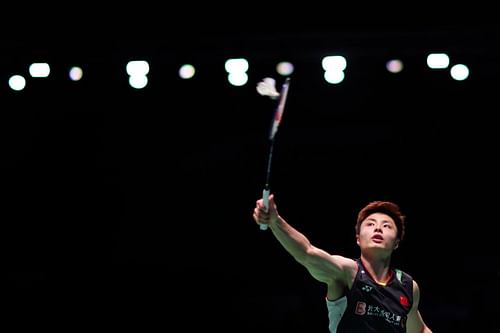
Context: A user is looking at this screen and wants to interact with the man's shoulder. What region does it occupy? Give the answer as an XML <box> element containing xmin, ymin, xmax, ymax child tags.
<box><xmin>393</xmin><ymin>267</ymin><xmax>414</xmax><ymax>291</ymax></box>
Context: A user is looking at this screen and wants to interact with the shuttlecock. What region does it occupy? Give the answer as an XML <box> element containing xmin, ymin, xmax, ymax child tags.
<box><xmin>256</xmin><ymin>77</ymin><xmax>280</xmax><ymax>99</ymax></box>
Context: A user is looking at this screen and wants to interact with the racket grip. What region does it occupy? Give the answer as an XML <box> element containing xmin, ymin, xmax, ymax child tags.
<box><xmin>260</xmin><ymin>188</ymin><xmax>270</xmax><ymax>230</ymax></box>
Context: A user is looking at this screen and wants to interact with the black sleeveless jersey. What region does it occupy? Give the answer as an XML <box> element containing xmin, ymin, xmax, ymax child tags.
<box><xmin>336</xmin><ymin>258</ymin><xmax>414</xmax><ymax>333</ymax></box>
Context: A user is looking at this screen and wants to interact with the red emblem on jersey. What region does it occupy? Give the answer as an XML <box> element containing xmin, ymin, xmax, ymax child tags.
<box><xmin>400</xmin><ymin>295</ymin><xmax>409</xmax><ymax>307</ymax></box>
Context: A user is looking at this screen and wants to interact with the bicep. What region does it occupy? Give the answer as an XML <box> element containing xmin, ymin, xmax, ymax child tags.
<box><xmin>406</xmin><ymin>309</ymin><xmax>428</xmax><ymax>333</ymax></box>
<box><xmin>406</xmin><ymin>280</ymin><xmax>432</xmax><ymax>333</ymax></box>
<box><xmin>301</xmin><ymin>247</ymin><xmax>355</xmax><ymax>284</ymax></box>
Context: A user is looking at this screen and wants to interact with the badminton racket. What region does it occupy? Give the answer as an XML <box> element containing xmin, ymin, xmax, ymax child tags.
<box><xmin>256</xmin><ymin>77</ymin><xmax>291</xmax><ymax>230</ymax></box>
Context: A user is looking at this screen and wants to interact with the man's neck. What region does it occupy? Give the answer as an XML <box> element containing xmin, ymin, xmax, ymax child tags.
<box><xmin>360</xmin><ymin>254</ymin><xmax>393</xmax><ymax>286</ymax></box>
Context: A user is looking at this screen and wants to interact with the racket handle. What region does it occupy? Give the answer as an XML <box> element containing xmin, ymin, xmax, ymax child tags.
<box><xmin>260</xmin><ymin>188</ymin><xmax>270</xmax><ymax>230</ymax></box>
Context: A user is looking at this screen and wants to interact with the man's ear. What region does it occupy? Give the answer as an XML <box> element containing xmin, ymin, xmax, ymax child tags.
<box><xmin>356</xmin><ymin>234</ymin><xmax>360</xmax><ymax>246</ymax></box>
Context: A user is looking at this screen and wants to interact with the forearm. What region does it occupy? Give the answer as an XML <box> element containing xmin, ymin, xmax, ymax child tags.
<box><xmin>269</xmin><ymin>215</ymin><xmax>312</xmax><ymax>263</ymax></box>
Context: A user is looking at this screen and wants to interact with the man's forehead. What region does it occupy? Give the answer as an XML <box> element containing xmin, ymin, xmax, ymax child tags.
<box><xmin>364</xmin><ymin>212</ymin><xmax>395</xmax><ymax>222</ymax></box>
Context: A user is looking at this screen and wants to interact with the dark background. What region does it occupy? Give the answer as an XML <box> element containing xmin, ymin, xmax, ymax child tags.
<box><xmin>2</xmin><ymin>26</ymin><xmax>499</xmax><ymax>331</ymax></box>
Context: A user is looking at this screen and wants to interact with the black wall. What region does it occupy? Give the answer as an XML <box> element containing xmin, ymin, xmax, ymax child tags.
<box><xmin>3</xmin><ymin>27</ymin><xmax>499</xmax><ymax>331</ymax></box>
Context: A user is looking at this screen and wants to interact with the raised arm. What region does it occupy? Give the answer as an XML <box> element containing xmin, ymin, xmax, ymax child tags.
<box><xmin>253</xmin><ymin>194</ymin><xmax>355</xmax><ymax>286</ymax></box>
<box><xmin>406</xmin><ymin>280</ymin><xmax>433</xmax><ymax>333</ymax></box>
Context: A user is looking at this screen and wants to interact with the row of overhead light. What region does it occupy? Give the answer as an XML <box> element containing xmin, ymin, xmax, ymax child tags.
<box><xmin>6</xmin><ymin>52</ymin><xmax>468</xmax><ymax>92</ymax></box>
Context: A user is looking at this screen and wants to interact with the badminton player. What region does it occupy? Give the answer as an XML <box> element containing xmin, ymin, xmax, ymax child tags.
<box><xmin>252</xmin><ymin>194</ymin><xmax>433</xmax><ymax>333</ymax></box>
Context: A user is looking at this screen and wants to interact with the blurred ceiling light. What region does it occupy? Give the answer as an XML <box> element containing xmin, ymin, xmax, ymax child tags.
<box><xmin>8</xmin><ymin>75</ymin><xmax>27</xmax><ymax>91</ymax></box>
<box><xmin>427</xmin><ymin>53</ymin><xmax>449</xmax><ymax>69</ymax></box>
<box><xmin>29</xmin><ymin>63</ymin><xmax>50</xmax><ymax>78</ymax></box>
<box><xmin>386</xmin><ymin>59</ymin><xmax>403</xmax><ymax>73</ymax></box>
<box><xmin>179</xmin><ymin>64</ymin><xmax>195</xmax><ymax>79</ymax></box>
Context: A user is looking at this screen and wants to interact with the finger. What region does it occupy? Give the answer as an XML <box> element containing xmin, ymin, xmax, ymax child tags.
<box><xmin>256</xmin><ymin>198</ymin><xmax>265</xmax><ymax>209</ymax></box>
<box><xmin>253</xmin><ymin>212</ymin><xmax>268</xmax><ymax>225</ymax></box>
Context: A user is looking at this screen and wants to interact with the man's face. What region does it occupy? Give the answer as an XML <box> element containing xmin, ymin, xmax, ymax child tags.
<box><xmin>356</xmin><ymin>212</ymin><xmax>399</xmax><ymax>252</ymax></box>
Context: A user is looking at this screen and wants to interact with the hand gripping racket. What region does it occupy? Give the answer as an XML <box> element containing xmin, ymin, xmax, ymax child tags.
<box><xmin>256</xmin><ymin>77</ymin><xmax>291</xmax><ymax>230</ymax></box>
